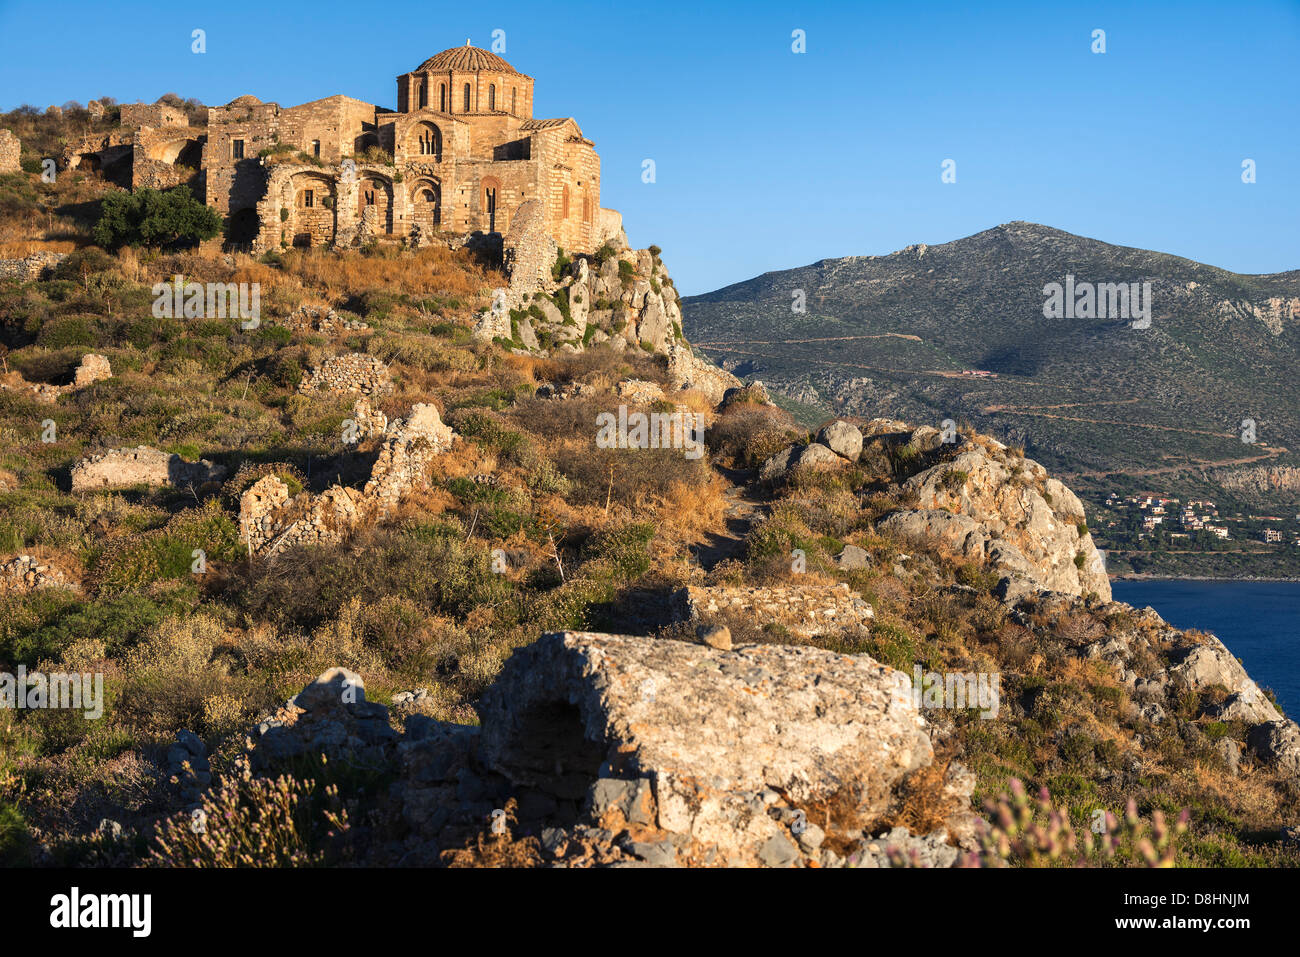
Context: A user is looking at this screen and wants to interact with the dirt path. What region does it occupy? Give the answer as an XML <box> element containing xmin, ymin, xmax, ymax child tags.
<box><xmin>1061</xmin><ymin>448</ymin><xmax>1287</xmax><ymax>479</ymax></box>
<box><xmin>693</xmin><ymin>466</ymin><xmax>769</xmax><ymax>570</ymax></box>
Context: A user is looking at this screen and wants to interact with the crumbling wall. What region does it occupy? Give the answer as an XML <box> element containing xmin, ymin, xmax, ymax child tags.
<box><xmin>298</xmin><ymin>353</ymin><xmax>392</xmax><ymax>396</ymax></box>
<box><xmin>70</xmin><ymin>446</ymin><xmax>227</xmax><ymax>492</ymax></box>
<box><xmin>239</xmin><ymin>403</ymin><xmax>455</xmax><ymax>557</ymax></box>
<box><xmin>0</xmin><ymin>129</ymin><xmax>20</xmax><ymax>174</ymax></box>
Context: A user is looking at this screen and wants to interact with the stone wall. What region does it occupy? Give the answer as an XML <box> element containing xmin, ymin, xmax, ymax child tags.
<box><xmin>0</xmin><ymin>251</ymin><xmax>67</xmax><ymax>282</ymax></box>
<box><xmin>0</xmin><ymin>129</ymin><xmax>20</xmax><ymax>173</ymax></box>
<box><xmin>120</xmin><ymin>103</ymin><xmax>189</xmax><ymax>128</ymax></box>
<box><xmin>70</xmin><ymin>446</ymin><xmax>227</xmax><ymax>492</ymax></box>
<box><xmin>298</xmin><ymin>353</ymin><xmax>392</xmax><ymax>396</ymax></box>
<box><xmin>674</xmin><ymin>583</ymin><xmax>875</xmax><ymax>640</ymax></box>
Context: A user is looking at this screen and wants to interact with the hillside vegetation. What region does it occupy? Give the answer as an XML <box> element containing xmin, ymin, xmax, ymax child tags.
<box><xmin>0</xmin><ymin>239</ymin><xmax>1296</xmax><ymax>867</ymax></box>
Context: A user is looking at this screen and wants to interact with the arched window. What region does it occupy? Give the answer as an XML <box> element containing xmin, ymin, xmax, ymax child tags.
<box><xmin>463</xmin><ymin>83</ymin><xmax>471</xmax><ymax>111</ymax></box>
<box><xmin>488</xmin><ymin>85</ymin><xmax>495</xmax><ymax>110</ymax></box>
<box><xmin>511</xmin><ymin>88</ymin><xmax>517</xmax><ymax>114</ymax></box>
<box><xmin>562</xmin><ymin>185</ymin><xmax>570</xmax><ymax>219</ymax></box>
<box><xmin>415</xmin><ymin>182</ymin><xmax>441</xmax><ymax>221</ymax></box>
<box><xmin>418</xmin><ymin>80</ymin><xmax>427</xmax><ymax>109</ymax></box>
<box><xmin>439</xmin><ymin>84</ymin><xmax>446</xmax><ymax>112</ymax></box>
<box><xmin>413</xmin><ymin>122</ymin><xmax>441</xmax><ymax>159</ymax></box>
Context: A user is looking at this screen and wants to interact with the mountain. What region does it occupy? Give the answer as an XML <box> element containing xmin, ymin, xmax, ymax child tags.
<box><xmin>683</xmin><ymin>222</ymin><xmax>1300</xmax><ymax>477</ymax></box>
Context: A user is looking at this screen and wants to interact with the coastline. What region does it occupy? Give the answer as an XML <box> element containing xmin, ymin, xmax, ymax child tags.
<box><xmin>1110</xmin><ymin>574</ymin><xmax>1300</xmax><ymax>583</ymax></box>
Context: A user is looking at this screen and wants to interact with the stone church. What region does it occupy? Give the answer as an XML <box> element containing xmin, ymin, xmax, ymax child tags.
<box><xmin>69</xmin><ymin>43</ymin><xmax>618</xmax><ymax>254</ymax></box>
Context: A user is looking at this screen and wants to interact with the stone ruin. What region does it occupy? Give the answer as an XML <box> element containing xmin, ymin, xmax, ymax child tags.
<box><xmin>0</xmin><ymin>351</ymin><xmax>110</xmax><ymax>403</ymax></box>
<box><xmin>0</xmin><ymin>129</ymin><xmax>19</xmax><ymax>174</ymax></box>
<box><xmin>298</xmin><ymin>353</ymin><xmax>392</xmax><ymax>397</ymax></box>
<box><xmin>71</xmin><ymin>353</ymin><xmax>112</xmax><ymax>388</ymax></box>
<box><xmin>239</xmin><ymin>403</ymin><xmax>454</xmax><ymax>557</ymax></box>
<box><xmin>70</xmin><ymin>445</ymin><xmax>227</xmax><ymax>492</ymax></box>
<box><xmin>0</xmin><ymin>251</ymin><xmax>69</xmax><ymax>283</ymax></box>
<box><xmin>0</xmin><ymin>554</ymin><xmax>76</xmax><ymax>596</ymax></box>
<box><xmin>277</xmin><ymin>305</ymin><xmax>370</xmax><ymax>336</ymax></box>
<box><xmin>349</xmin><ymin>396</ymin><xmax>388</xmax><ymax>441</ymax></box>
<box><xmin>674</xmin><ymin>582</ymin><xmax>876</xmax><ymax>641</ymax></box>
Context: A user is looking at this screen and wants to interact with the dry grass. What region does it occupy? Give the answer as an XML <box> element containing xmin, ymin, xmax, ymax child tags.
<box><xmin>656</xmin><ymin>473</ymin><xmax>729</xmax><ymax>541</ymax></box>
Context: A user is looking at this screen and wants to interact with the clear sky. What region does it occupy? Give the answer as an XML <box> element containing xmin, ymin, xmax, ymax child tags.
<box><xmin>1</xmin><ymin>0</ymin><xmax>1296</xmax><ymax>294</ymax></box>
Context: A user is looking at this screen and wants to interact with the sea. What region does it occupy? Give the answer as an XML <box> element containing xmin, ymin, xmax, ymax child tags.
<box><xmin>1111</xmin><ymin>580</ymin><xmax>1300</xmax><ymax>718</ymax></box>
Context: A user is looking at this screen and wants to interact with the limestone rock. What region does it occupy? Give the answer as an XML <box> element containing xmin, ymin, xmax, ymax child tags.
<box><xmin>836</xmin><ymin>544</ymin><xmax>871</xmax><ymax>570</ymax></box>
<box><xmin>879</xmin><ymin>441</ymin><xmax>1111</xmax><ymax>601</ymax></box>
<box><xmin>817</xmin><ymin>420</ymin><xmax>863</xmax><ymax>461</ymax></box>
<box><xmin>476</xmin><ymin>631</ymin><xmax>935</xmax><ymax>866</ymax></box>
<box><xmin>1247</xmin><ymin>721</ymin><xmax>1300</xmax><ymax>776</ymax></box>
<box><xmin>696</xmin><ymin>624</ymin><xmax>732</xmax><ymax>651</ymax></box>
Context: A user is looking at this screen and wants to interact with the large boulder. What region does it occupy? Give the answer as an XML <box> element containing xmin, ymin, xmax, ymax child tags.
<box><xmin>817</xmin><ymin>420</ymin><xmax>863</xmax><ymax>461</ymax></box>
<box><xmin>1247</xmin><ymin>721</ymin><xmax>1300</xmax><ymax>776</ymax></box>
<box><xmin>476</xmin><ymin>631</ymin><xmax>937</xmax><ymax>866</ymax></box>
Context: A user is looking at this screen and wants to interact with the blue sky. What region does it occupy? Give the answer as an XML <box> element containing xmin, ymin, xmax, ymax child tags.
<box><xmin>2</xmin><ymin>0</ymin><xmax>1297</xmax><ymax>293</ymax></box>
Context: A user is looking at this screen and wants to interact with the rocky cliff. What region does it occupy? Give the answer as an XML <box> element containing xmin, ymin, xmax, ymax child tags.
<box><xmin>473</xmin><ymin>212</ymin><xmax>740</xmax><ymax>403</ymax></box>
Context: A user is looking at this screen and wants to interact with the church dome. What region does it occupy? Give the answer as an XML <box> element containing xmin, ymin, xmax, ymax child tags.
<box><xmin>414</xmin><ymin>42</ymin><xmax>521</xmax><ymax>75</ymax></box>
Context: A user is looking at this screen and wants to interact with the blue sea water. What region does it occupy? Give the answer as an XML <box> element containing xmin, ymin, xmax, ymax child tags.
<box><xmin>1111</xmin><ymin>580</ymin><xmax>1300</xmax><ymax>718</ymax></box>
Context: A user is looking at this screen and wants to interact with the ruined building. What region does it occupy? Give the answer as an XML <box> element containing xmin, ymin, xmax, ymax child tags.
<box><xmin>61</xmin><ymin>42</ymin><xmax>617</xmax><ymax>254</ymax></box>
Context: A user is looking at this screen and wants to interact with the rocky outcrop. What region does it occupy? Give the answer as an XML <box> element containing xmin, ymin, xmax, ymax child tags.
<box><xmin>71</xmin><ymin>445</ymin><xmax>226</xmax><ymax>492</ymax></box>
<box><xmin>237</xmin><ymin>629</ymin><xmax>975</xmax><ymax>868</ymax></box>
<box><xmin>874</xmin><ymin>424</ymin><xmax>1110</xmax><ymax>602</ymax></box>
<box><xmin>1217</xmin><ymin>296</ymin><xmax>1300</xmax><ymax>336</ymax></box>
<box><xmin>666</xmin><ymin>340</ymin><xmax>743</xmax><ymax>405</ymax></box>
<box><xmin>1210</xmin><ymin>465</ymin><xmax>1300</xmax><ymax>495</ymax></box>
<box><xmin>240</xmin><ymin>403</ymin><xmax>454</xmax><ymax>557</ymax></box>
<box><xmin>1051</xmin><ymin>595</ymin><xmax>1300</xmax><ymax>780</ymax></box>
<box><xmin>477</xmin><ymin>232</ymin><xmax>735</xmax><ymax>399</ymax></box>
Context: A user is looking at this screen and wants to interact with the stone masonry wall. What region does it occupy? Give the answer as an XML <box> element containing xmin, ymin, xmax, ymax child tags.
<box><xmin>0</xmin><ymin>129</ymin><xmax>20</xmax><ymax>173</ymax></box>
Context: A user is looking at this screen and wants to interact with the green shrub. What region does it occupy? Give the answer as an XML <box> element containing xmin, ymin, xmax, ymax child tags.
<box><xmin>93</xmin><ymin>186</ymin><xmax>221</xmax><ymax>249</ymax></box>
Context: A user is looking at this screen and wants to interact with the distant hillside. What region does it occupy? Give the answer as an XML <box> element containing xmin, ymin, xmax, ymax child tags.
<box><xmin>683</xmin><ymin>223</ymin><xmax>1300</xmax><ymax>572</ymax></box>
